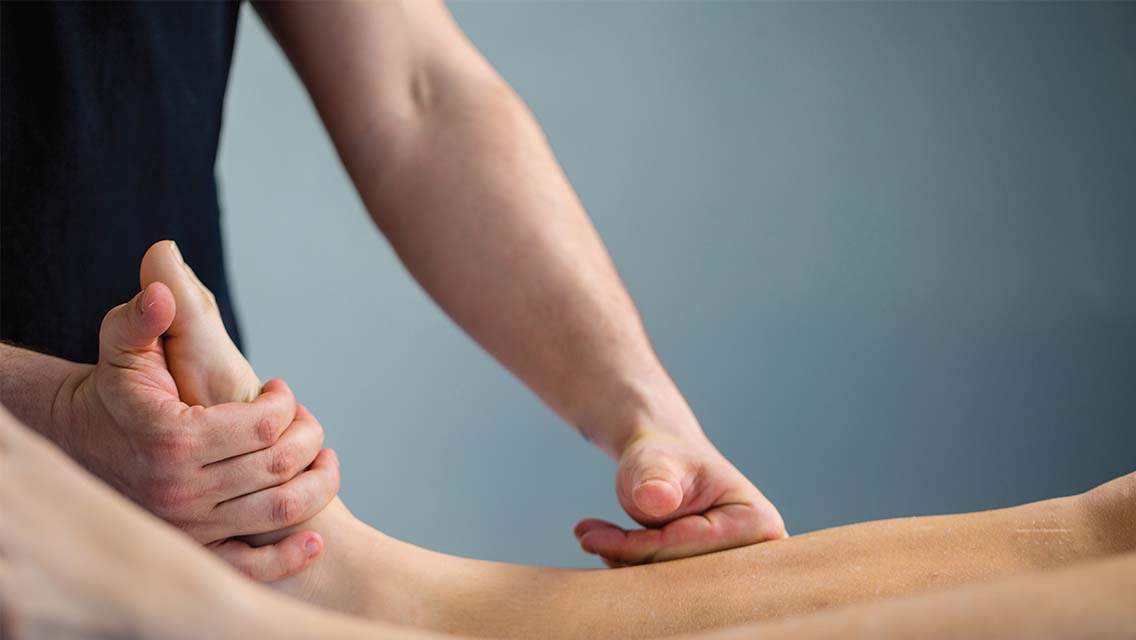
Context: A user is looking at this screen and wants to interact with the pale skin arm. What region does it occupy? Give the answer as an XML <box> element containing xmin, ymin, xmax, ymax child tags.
<box><xmin>2</xmin><ymin>402</ymin><xmax>1134</xmax><ymax>640</ymax></box>
<box><xmin>251</xmin><ymin>0</ymin><xmax>786</xmax><ymax>563</ymax></box>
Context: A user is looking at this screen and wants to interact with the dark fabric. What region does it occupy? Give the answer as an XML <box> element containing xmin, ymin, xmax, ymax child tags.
<box><xmin>1</xmin><ymin>1</ymin><xmax>243</xmax><ymax>363</ymax></box>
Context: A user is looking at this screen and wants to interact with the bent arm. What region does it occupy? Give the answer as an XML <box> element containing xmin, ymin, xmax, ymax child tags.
<box><xmin>254</xmin><ymin>0</ymin><xmax>696</xmax><ymax>455</ymax></box>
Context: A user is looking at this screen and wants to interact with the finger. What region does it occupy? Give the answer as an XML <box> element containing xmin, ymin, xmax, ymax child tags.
<box><xmin>626</xmin><ymin>447</ymin><xmax>687</xmax><ymax>520</ymax></box>
<box><xmin>574</xmin><ymin>518</ymin><xmax>619</xmax><ymax>540</ymax></box>
<box><xmin>578</xmin><ymin>503</ymin><xmax>778</xmax><ymax>565</ymax></box>
<box><xmin>97</xmin><ymin>282</ymin><xmax>176</xmax><ymax>367</ymax></box>
<box><xmin>203</xmin><ymin>403</ymin><xmax>325</xmax><ymax>502</ymax></box>
<box><xmin>208</xmin><ymin>531</ymin><xmax>324</xmax><ymax>582</ymax></box>
<box><xmin>200</xmin><ymin>448</ymin><xmax>339</xmax><ymax>541</ymax></box>
<box><xmin>191</xmin><ymin>379</ymin><xmax>296</xmax><ymax>463</ymax></box>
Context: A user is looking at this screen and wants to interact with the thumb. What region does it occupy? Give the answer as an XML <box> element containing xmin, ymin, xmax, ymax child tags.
<box><xmin>627</xmin><ymin>445</ymin><xmax>687</xmax><ymax>519</ymax></box>
<box><xmin>97</xmin><ymin>282</ymin><xmax>176</xmax><ymax>366</ymax></box>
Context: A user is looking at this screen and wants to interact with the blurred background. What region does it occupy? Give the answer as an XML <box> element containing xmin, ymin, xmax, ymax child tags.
<box><xmin>218</xmin><ymin>2</ymin><xmax>1135</xmax><ymax>567</ymax></box>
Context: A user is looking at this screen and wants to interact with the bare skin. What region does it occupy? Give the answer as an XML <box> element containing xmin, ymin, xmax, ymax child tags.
<box><xmin>2</xmin><ymin>0</ymin><xmax>784</xmax><ymax>581</ymax></box>
<box><xmin>684</xmin><ymin>552</ymin><xmax>1136</xmax><ymax>640</ymax></box>
<box><xmin>0</xmin><ymin>294</ymin><xmax>335</xmax><ymax>581</ymax></box>
<box><xmin>269</xmin><ymin>476</ymin><xmax>1133</xmax><ymax>639</ymax></box>
<box><xmin>1</xmin><ymin>403</ymin><xmax>1133</xmax><ymax>640</ymax></box>
<box><xmin>134</xmin><ymin>242</ymin><xmax>1136</xmax><ymax>639</ymax></box>
<box><xmin>253</xmin><ymin>0</ymin><xmax>787</xmax><ymax>563</ymax></box>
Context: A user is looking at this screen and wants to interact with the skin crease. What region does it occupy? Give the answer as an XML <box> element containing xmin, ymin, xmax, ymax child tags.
<box><xmin>140</xmin><ymin>241</ymin><xmax>1136</xmax><ymax>639</ymax></box>
<box><xmin>1</xmin><ymin>404</ymin><xmax>1134</xmax><ymax>640</ymax></box>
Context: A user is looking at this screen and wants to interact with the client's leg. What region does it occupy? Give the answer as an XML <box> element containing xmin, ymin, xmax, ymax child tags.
<box><xmin>331</xmin><ymin>472</ymin><xmax>1133</xmax><ymax>638</ymax></box>
<box><xmin>3</xmin><ymin>400</ymin><xmax>1134</xmax><ymax>640</ymax></box>
<box><xmin>142</xmin><ymin>241</ymin><xmax>1135</xmax><ymax>639</ymax></box>
<box><xmin>691</xmin><ymin>551</ymin><xmax>1136</xmax><ymax>640</ymax></box>
<box><xmin>0</xmin><ymin>403</ymin><xmax>421</xmax><ymax>640</ymax></box>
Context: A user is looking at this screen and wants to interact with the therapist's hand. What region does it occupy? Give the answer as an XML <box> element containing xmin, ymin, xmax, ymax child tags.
<box><xmin>57</xmin><ymin>281</ymin><xmax>339</xmax><ymax>578</ymax></box>
<box><xmin>575</xmin><ymin>428</ymin><xmax>787</xmax><ymax>566</ymax></box>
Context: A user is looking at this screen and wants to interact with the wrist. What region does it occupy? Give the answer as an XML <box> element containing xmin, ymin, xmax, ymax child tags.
<box><xmin>588</xmin><ymin>373</ymin><xmax>708</xmax><ymax>459</ymax></box>
<box><xmin>0</xmin><ymin>344</ymin><xmax>88</xmax><ymax>444</ymax></box>
<box><xmin>51</xmin><ymin>362</ymin><xmax>96</xmax><ymax>459</ymax></box>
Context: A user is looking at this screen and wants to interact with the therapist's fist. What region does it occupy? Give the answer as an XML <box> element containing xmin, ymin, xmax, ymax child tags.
<box><xmin>575</xmin><ymin>430</ymin><xmax>786</xmax><ymax>566</ymax></box>
<box><xmin>58</xmin><ymin>282</ymin><xmax>339</xmax><ymax>571</ymax></box>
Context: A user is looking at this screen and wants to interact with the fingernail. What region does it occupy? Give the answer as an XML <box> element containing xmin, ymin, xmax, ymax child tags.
<box><xmin>169</xmin><ymin>241</ymin><xmax>184</xmax><ymax>264</ymax></box>
<box><xmin>304</xmin><ymin>537</ymin><xmax>321</xmax><ymax>558</ymax></box>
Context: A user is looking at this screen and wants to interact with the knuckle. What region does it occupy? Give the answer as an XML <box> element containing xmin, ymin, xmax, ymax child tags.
<box><xmin>297</xmin><ymin>422</ymin><xmax>324</xmax><ymax>458</ymax></box>
<box><xmin>256</xmin><ymin>416</ymin><xmax>278</xmax><ymax>447</ymax></box>
<box><xmin>143</xmin><ymin>429</ymin><xmax>194</xmax><ymax>467</ymax></box>
<box><xmin>143</xmin><ymin>479</ymin><xmax>194</xmax><ymax>518</ymax></box>
<box><xmin>329</xmin><ymin>459</ymin><xmax>342</xmax><ymax>494</ymax></box>
<box><xmin>184</xmin><ymin>403</ymin><xmax>209</xmax><ymax>423</ymax></box>
<box><xmin>271</xmin><ymin>489</ymin><xmax>300</xmax><ymax>527</ymax></box>
<box><xmin>312</xmin><ymin>421</ymin><xmax>326</xmax><ymax>448</ymax></box>
<box><xmin>269</xmin><ymin>445</ymin><xmax>295</xmax><ymax>479</ymax></box>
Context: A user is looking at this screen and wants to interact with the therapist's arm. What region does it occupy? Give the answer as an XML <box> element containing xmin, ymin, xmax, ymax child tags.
<box><xmin>254</xmin><ymin>0</ymin><xmax>785</xmax><ymax>564</ymax></box>
<box><xmin>0</xmin><ymin>343</ymin><xmax>84</xmax><ymax>443</ymax></box>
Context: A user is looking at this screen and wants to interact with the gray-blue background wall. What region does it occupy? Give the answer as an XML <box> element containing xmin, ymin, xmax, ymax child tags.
<box><xmin>218</xmin><ymin>2</ymin><xmax>1135</xmax><ymax>567</ymax></box>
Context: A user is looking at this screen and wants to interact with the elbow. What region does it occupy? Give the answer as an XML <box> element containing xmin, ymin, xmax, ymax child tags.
<box><xmin>405</xmin><ymin>61</ymin><xmax>523</xmax><ymax>125</ymax></box>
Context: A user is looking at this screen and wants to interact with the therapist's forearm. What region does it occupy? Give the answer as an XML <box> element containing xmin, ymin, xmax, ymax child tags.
<box><xmin>256</xmin><ymin>0</ymin><xmax>695</xmax><ymax>456</ymax></box>
<box><xmin>366</xmin><ymin>88</ymin><xmax>689</xmax><ymax>454</ymax></box>
<box><xmin>0</xmin><ymin>342</ymin><xmax>88</xmax><ymax>444</ymax></box>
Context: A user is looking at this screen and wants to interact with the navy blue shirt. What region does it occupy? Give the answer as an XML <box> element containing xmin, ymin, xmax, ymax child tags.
<box><xmin>2</xmin><ymin>1</ymin><xmax>245</xmax><ymax>363</ymax></box>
